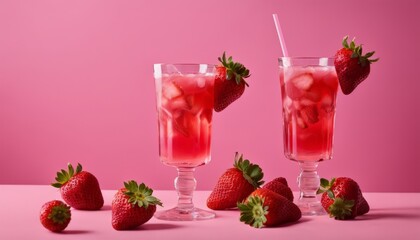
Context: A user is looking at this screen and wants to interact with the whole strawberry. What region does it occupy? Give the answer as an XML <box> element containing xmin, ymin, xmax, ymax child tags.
<box><xmin>207</xmin><ymin>153</ymin><xmax>264</xmax><ymax>210</ymax></box>
<box><xmin>112</xmin><ymin>181</ymin><xmax>162</xmax><ymax>230</ymax></box>
<box><xmin>52</xmin><ymin>163</ymin><xmax>104</xmax><ymax>210</ymax></box>
<box><xmin>238</xmin><ymin>188</ymin><xmax>301</xmax><ymax>228</ymax></box>
<box><xmin>263</xmin><ymin>177</ymin><xmax>294</xmax><ymax>202</ymax></box>
<box><xmin>317</xmin><ymin>177</ymin><xmax>370</xmax><ymax>220</ymax></box>
<box><xmin>334</xmin><ymin>36</ymin><xmax>378</xmax><ymax>95</ymax></box>
<box><xmin>214</xmin><ymin>52</ymin><xmax>250</xmax><ymax>112</ymax></box>
<box><xmin>40</xmin><ymin>200</ymin><xmax>71</xmax><ymax>232</ymax></box>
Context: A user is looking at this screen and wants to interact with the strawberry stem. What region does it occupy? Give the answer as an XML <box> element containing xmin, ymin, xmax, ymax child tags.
<box><xmin>51</xmin><ymin>163</ymin><xmax>83</xmax><ymax>188</ymax></box>
<box><xmin>238</xmin><ymin>196</ymin><xmax>268</xmax><ymax>228</ymax></box>
<box><xmin>328</xmin><ymin>197</ymin><xmax>355</xmax><ymax>220</ymax></box>
<box><xmin>48</xmin><ymin>204</ymin><xmax>71</xmax><ymax>224</ymax></box>
<box><xmin>123</xmin><ymin>180</ymin><xmax>163</xmax><ymax>208</ymax></box>
<box><xmin>233</xmin><ymin>152</ymin><xmax>264</xmax><ymax>188</ymax></box>
<box><xmin>341</xmin><ymin>36</ymin><xmax>379</xmax><ymax>67</ymax></box>
<box><xmin>218</xmin><ymin>52</ymin><xmax>250</xmax><ymax>87</ymax></box>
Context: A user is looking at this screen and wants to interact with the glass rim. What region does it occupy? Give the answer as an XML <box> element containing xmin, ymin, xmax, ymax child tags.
<box><xmin>278</xmin><ymin>57</ymin><xmax>334</xmax><ymax>60</ymax></box>
<box><xmin>154</xmin><ymin>63</ymin><xmax>216</xmax><ymax>67</ymax></box>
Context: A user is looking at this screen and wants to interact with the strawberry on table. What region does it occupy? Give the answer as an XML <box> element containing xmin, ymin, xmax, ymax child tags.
<box><xmin>317</xmin><ymin>177</ymin><xmax>370</xmax><ymax>220</ymax></box>
<box><xmin>52</xmin><ymin>163</ymin><xmax>104</xmax><ymax>210</ymax></box>
<box><xmin>112</xmin><ymin>181</ymin><xmax>162</xmax><ymax>230</ymax></box>
<box><xmin>214</xmin><ymin>52</ymin><xmax>250</xmax><ymax>112</ymax></box>
<box><xmin>238</xmin><ymin>188</ymin><xmax>301</xmax><ymax>228</ymax></box>
<box><xmin>334</xmin><ymin>36</ymin><xmax>378</xmax><ymax>95</ymax></box>
<box><xmin>207</xmin><ymin>153</ymin><xmax>264</xmax><ymax>210</ymax></box>
<box><xmin>263</xmin><ymin>177</ymin><xmax>294</xmax><ymax>202</ymax></box>
<box><xmin>40</xmin><ymin>200</ymin><xmax>71</xmax><ymax>232</ymax></box>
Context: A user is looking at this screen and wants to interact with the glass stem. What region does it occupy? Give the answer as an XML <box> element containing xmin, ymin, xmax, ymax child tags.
<box><xmin>297</xmin><ymin>162</ymin><xmax>320</xmax><ymax>200</ymax></box>
<box><xmin>175</xmin><ymin>167</ymin><xmax>196</xmax><ymax>212</ymax></box>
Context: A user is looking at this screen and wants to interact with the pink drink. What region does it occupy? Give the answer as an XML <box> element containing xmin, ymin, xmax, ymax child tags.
<box><xmin>156</xmin><ymin>73</ymin><xmax>214</xmax><ymax>167</ymax></box>
<box><xmin>280</xmin><ymin>65</ymin><xmax>338</xmax><ymax>161</ymax></box>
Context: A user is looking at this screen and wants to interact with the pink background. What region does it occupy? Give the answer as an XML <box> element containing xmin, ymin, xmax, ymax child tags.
<box><xmin>1</xmin><ymin>0</ymin><xmax>419</xmax><ymax>192</ymax></box>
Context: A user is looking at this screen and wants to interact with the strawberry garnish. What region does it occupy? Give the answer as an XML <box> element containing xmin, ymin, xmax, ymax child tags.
<box><xmin>207</xmin><ymin>153</ymin><xmax>264</xmax><ymax>210</ymax></box>
<box><xmin>52</xmin><ymin>163</ymin><xmax>104</xmax><ymax>210</ymax></box>
<box><xmin>214</xmin><ymin>52</ymin><xmax>250</xmax><ymax>112</ymax></box>
<box><xmin>39</xmin><ymin>200</ymin><xmax>71</xmax><ymax>232</ymax></box>
<box><xmin>334</xmin><ymin>36</ymin><xmax>378</xmax><ymax>95</ymax></box>
<box><xmin>112</xmin><ymin>181</ymin><xmax>162</xmax><ymax>230</ymax></box>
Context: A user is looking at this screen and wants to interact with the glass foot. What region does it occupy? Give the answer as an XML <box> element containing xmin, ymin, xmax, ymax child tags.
<box><xmin>154</xmin><ymin>207</ymin><xmax>215</xmax><ymax>221</ymax></box>
<box><xmin>296</xmin><ymin>199</ymin><xmax>326</xmax><ymax>216</ymax></box>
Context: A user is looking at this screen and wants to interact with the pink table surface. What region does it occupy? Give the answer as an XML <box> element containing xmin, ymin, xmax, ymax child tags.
<box><xmin>1</xmin><ymin>185</ymin><xmax>419</xmax><ymax>240</ymax></box>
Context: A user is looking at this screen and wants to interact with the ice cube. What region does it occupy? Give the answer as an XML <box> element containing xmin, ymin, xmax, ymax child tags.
<box><xmin>303</xmin><ymin>83</ymin><xmax>322</xmax><ymax>102</ymax></box>
<box><xmin>197</xmin><ymin>77</ymin><xmax>206</xmax><ymax>88</ymax></box>
<box><xmin>292</xmin><ymin>73</ymin><xmax>313</xmax><ymax>91</ymax></box>
<box><xmin>321</xmin><ymin>95</ymin><xmax>334</xmax><ymax>113</ymax></box>
<box><xmin>163</xmin><ymin>82</ymin><xmax>183</xmax><ymax>100</ymax></box>
<box><xmin>169</xmin><ymin>96</ymin><xmax>191</xmax><ymax>111</ymax></box>
<box><xmin>299</xmin><ymin>105</ymin><xmax>319</xmax><ymax>124</ymax></box>
<box><xmin>285</xmin><ymin>81</ymin><xmax>303</xmax><ymax>100</ymax></box>
<box><xmin>173</xmin><ymin>113</ymin><xmax>189</xmax><ymax>137</ymax></box>
<box><xmin>295</xmin><ymin>113</ymin><xmax>308</xmax><ymax>129</ymax></box>
<box><xmin>285</xmin><ymin>73</ymin><xmax>314</xmax><ymax>100</ymax></box>
<box><xmin>293</xmin><ymin>100</ymin><xmax>301</xmax><ymax>110</ymax></box>
<box><xmin>300</xmin><ymin>98</ymin><xmax>316</xmax><ymax>106</ymax></box>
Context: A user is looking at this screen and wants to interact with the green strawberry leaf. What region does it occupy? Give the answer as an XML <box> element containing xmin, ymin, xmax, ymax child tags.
<box><xmin>234</xmin><ymin>153</ymin><xmax>264</xmax><ymax>188</ymax></box>
<box><xmin>238</xmin><ymin>196</ymin><xmax>268</xmax><ymax>228</ymax></box>
<box><xmin>341</xmin><ymin>35</ymin><xmax>379</xmax><ymax>66</ymax></box>
<box><xmin>51</xmin><ymin>163</ymin><xmax>82</xmax><ymax>188</ymax></box>
<box><xmin>329</xmin><ymin>197</ymin><xmax>355</xmax><ymax>220</ymax></box>
<box><xmin>123</xmin><ymin>180</ymin><xmax>163</xmax><ymax>208</ymax></box>
<box><xmin>218</xmin><ymin>52</ymin><xmax>250</xmax><ymax>87</ymax></box>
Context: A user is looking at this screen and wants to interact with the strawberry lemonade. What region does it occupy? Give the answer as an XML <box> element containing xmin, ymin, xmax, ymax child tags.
<box><xmin>155</xmin><ymin>64</ymin><xmax>215</xmax><ymax>167</ymax></box>
<box><xmin>279</xmin><ymin>58</ymin><xmax>338</xmax><ymax>162</ymax></box>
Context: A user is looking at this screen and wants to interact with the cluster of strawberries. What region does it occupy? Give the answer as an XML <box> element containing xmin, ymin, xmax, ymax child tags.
<box><xmin>207</xmin><ymin>153</ymin><xmax>370</xmax><ymax>228</ymax></box>
<box><xmin>40</xmin><ymin>163</ymin><xmax>161</xmax><ymax>232</ymax></box>
<box><xmin>206</xmin><ymin>153</ymin><xmax>301</xmax><ymax>228</ymax></box>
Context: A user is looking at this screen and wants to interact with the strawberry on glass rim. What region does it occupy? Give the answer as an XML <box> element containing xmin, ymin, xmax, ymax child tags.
<box><xmin>214</xmin><ymin>52</ymin><xmax>250</xmax><ymax>112</ymax></box>
<box><xmin>334</xmin><ymin>36</ymin><xmax>379</xmax><ymax>95</ymax></box>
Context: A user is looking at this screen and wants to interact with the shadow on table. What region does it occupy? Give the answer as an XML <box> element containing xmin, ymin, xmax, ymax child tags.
<box><xmin>266</xmin><ymin>217</ymin><xmax>312</xmax><ymax>228</ymax></box>
<box><xmin>62</xmin><ymin>230</ymin><xmax>94</xmax><ymax>234</ymax></box>
<box><xmin>355</xmin><ymin>207</ymin><xmax>420</xmax><ymax>221</ymax></box>
<box><xmin>100</xmin><ymin>205</ymin><xmax>112</xmax><ymax>211</ymax></box>
<box><xmin>137</xmin><ymin>223</ymin><xmax>183</xmax><ymax>231</ymax></box>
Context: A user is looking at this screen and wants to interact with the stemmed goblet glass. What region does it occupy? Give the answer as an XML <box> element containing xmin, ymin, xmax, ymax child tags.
<box><xmin>153</xmin><ymin>63</ymin><xmax>215</xmax><ymax>220</ymax></box>
<box><xmin>278</xmin><ymin>57</ymin><xmax>339</xmax><ymax>215</ymax></box>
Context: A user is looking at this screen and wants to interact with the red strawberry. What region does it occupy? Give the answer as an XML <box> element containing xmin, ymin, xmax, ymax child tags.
<box><xmin>334</xmin><ymin>36</ymin><xmax>378</xmax><ymax>95</ymax></box>
<box><xmin>214</xmin><ymin>52</ymin><xmax>250</xmax><ymax>112</ymax></box>
<box><xmin>52</xmin><ymin>163</ymin><xmax>104</xmax><ymax>210</ymax></box>
<box><xmin>112</xmin><ymin>181</ymin><xmax>162</xmax><ymax>230</ymax></box>
<box><xmin>317</xmin><ymin>177</ymin><xmax>370</xmax><ymax>220</ymax></box>
<box><xmin>207</xmin><ymin>153</ymin><xmax>264</xmax><ymax>210</ymax></box>
<box><xmin>263</xmin><ymin>177</ymin><xmax>294</xmax><ymax>202</ymax></box>
<box><xmin>40</xmin><ymin>200</ymin><xmax>71</xmax><ymax>232</ymax></box>
<box><xmin>238</xmin><ymin>188</ymin><xmax>301</xmax><ymax>228</ymax></box>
